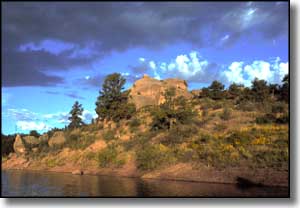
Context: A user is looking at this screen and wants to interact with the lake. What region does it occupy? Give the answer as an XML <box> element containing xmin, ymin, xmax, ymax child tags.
<box><xmin>1</xmin><ymin>170</ymin><xmax>288</xmax><ymax>197</ymax></box>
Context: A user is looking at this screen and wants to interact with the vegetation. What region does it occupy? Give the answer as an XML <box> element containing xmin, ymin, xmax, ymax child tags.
<box><xmin>3</xmin><ymin>73</ymin><xmax>288</xmax><ymax>177</ymax></box>
<box><xmin>68</xmin><ymin>101</ymin><xmax>84</xmax><ymax>129</ymax></box>
<box><xmin>95</xmin><ymin>73</ymin><xmax>136</xmax><ymax>122</ymax></box>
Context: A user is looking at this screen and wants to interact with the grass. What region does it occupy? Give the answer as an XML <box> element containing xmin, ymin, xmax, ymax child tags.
<box><xmin>97</xmin><ymin>144</ymin><xmax>125</xmax><ymax>168</ymax></box>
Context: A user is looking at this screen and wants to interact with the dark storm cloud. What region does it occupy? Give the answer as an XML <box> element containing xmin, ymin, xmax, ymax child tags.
<box><xmin>2</xmin><ymin>2</ymin><xmax>288</xmax><ymax>86</ymax></box>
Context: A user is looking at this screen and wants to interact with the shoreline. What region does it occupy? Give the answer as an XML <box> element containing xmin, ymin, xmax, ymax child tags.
<box><xmin>2</xmin><ymin>164</ymin><xmax>289</xmax><ymax>189</ymax></box>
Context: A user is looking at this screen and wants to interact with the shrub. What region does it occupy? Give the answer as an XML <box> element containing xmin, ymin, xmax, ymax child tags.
<box><xmin>220</xmin><ymin>107</ymin><xmax>231</xmax><ymax>120</ymax></box>
<box><xmin>103</xmin><ymin>130</ymin><xmax>117</xmax><ymax>142</ymax></box>
<box><xmin>98</xmin><ymin>144</ymin><xmax>125</xmax><ymax>168</ymax></box>
<box><xmin>271</xmin><ymin>102</ymin><xmax>286</xmax><ymax>114</ymax></box>
<box><xmin>255</xmin><ymin>113</ymin><xmax>276</xmax><ymax>124</ymax></box>
<box><xmin>136</xmin><ymin>143</ymin><xmax>175</xmax><ymax>170</ymax></box>
<box><xmin>237</xmin><ymin>101</ymin><xmax>256</xmax><ymax>111</ymax></box>
<box><xmin>162</xmin><ymin>125</ymin><xmax>198</xmax><ymax>146</ymax></box>
<box><xmin>129</xmin><ymin>118</ymin><xmax>141</xmax><ymax>133</ymax></box>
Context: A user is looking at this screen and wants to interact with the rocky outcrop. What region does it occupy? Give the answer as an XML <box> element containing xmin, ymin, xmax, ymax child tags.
<box><xmin>13</xmin><ymin>134</ymin><xmax>27</xmax><ymax>155</ymax></box>
<box><xmin>23</xmin><ymin>136</ymin><xmax>40</xmax><ymax>147</ymax></box>
<box><xmin>39</xmin><ymin>134</ymin><xmax>49</xmax><ymax>144</ymax></box>
<box><xmin>48</xmin><ymin>131</ymin><xmax>66</xmax><ymax>147</ymax></box>
<box><xmin>129</xmin><ymin>74</ymin><xmax>192</xmax><ymax>109</ymax></box>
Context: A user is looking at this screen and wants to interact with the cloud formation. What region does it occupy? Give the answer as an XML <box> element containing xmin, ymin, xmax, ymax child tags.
<box><xmin>16</xmin><ymin>121</ymin><xmax>50</xmax><ymax>131</ymax></box>
<box><xmin>3</xmin><ymin>2</ymin><xmax>288</xmax><ymax>87</ymax></box>
<box><xmin>224</xmin><ymin>57</ymin><xmax>288</xmax><ymax>86</ymax></box>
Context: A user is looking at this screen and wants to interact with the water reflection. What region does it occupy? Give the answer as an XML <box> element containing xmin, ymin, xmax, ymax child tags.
<box><xmin>2</xmin><ymin>170</ymin><xmax>288</xmax><ymax>197</ymax></box>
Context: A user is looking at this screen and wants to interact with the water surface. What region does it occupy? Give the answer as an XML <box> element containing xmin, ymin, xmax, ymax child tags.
<box><xmin>1</xmin><ymin>170</ymin><xmax>288</xmax><ymax>197</ymax></box>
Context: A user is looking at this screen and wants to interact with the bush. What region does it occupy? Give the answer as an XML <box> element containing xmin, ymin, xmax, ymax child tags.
<box><xmin>237</xmin><ymin>101</ymin><xmax>256</xmax><ymax>111</ymax></box>
<box><xmin>162</xmin><ymin>125</ymin><xmax>198</xmax><ymax>146</ymax></box>
<box><xmin>136</xmin><ymin>143</ymin><xmax>175</xmax><ymax>170</ymax></box>
<box><xmin>272</xmin><ymin>102</ymin><xmax>286</xmax><ymax>114</ymax></box>
<box><xmin>98</xmin><ymin>144</ymin><xmax>125</xmax><ymax>168</ymax></box>
<box><xmin>220</xmin><ymin>107</ymin><xmax>231</xmax><ymax>120</ymax></box>
<box><xmin>255</xmin><ymin>113</ymin><xmax>276</xmax><ymax>124</ymax></box>
<box><xmin>103</xmin><ymin>130</ymin><xmax>117</xmax><ymax>141</ymax></box>
<box><xmin>65</xmin><ymin>132</ymin><xmax>96</xmax><ymax>150</ymax></box>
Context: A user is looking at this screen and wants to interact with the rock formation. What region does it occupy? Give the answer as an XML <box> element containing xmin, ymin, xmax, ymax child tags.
<box><xmin>48</xmin><ymin>131</ymin><xmax>66</xmax><ymax>147</ymax></box>
<box><xmin>13</xmin><ymin>134</ymin><xmax>27</xmax><ymax>155</ymax></box>
<box><xmin>23</xmin><ymin>136</ymin><xmax>40</xmax><ymax>147</ymax></box>
<box><xmin>129</xmin><ymin>74</ymin><xmax>192</xmax><ymax>109</ymax></box>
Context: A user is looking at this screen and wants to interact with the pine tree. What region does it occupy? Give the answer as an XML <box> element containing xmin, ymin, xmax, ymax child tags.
<box><xmin>95</xmin><ymin>73</ymin><xmax>135</xmax><ymax>122</ymax></box>
<box><xmin>280</xmin><ymin>74</ymin><xmax>289</xmax><ymax>102</ymax></box>
<box><xmin>68</xmin><ymin>101</ymin><xmax>84</xmax><ymax>129</ymax></box>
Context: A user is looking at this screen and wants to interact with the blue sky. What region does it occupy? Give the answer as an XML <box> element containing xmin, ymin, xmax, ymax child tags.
<box><xmin>2</xmin><ymin>2</ymin><xmax>289</xmax><ymax>134</ymax></box>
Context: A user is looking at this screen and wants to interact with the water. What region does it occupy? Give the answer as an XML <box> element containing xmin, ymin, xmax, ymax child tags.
<box><xmin>1</xmin><ymin>170</ymin><xmax>288</xmax><ymax>197</ymax></box>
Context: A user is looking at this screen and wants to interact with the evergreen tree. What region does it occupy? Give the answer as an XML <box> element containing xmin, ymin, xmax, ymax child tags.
<box><xmin>68</xmin><ymin>101</ymin><xmax>84</xmax><ymax>129</ymax></box>
<box><xmin>208</xmin><ymin>80</ymin><xmax>225</xmax><ymax>100</ymax></box>
<box><xmin>251</xmin><ymin>78</ymin><xmax>270</xmax><ymax>102</ymax></box>
<box><xmin>95</xmin><ymin>73</ymin><xmax>135</xmax><ymax>122</ymax></box>
<box><xmin>228</xmin><ymin>83</ymin><xmax>244</xmax><ymax>99</ymax></box>
<box><xmin>280</xmin><ymin>74</ymin><xmax>289</xmax><ymax>102</ymax></box>
<box><xmin>29</xmin><ymin>130</ymin><xmax>40</xmax><ymax>137</ymax></box>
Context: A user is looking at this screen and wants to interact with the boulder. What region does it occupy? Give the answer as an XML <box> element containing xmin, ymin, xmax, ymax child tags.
<box><xmin>39</xmin><ymin>133</ymin><xmax>49</xmax><ymax>143</ymax></box>
<box><xmin>48</xmin><ymin>131</ymin><xmax>66</xmax><ymax>147</ymax></box>
<box><xmin>72</xmin><ymin>170</ymin><xmax>83</xmax><ymax>175</ymax></box>
<box><xmin>13</xmin><ymin>134</ymin><xmax>27</xmax><ymax>155</ymax></box>
<box><xmin>23</xmin><ymin>136</ymin><xmax>40</xmax><ymax>147</ymax></box>
<box><xmin>129</xmin><ymin>74</ymin><xmax>192</xmax><ymax>109</ymax></box>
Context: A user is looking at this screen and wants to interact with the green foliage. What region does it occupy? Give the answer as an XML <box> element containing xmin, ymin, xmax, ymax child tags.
<box><xmin>280</xmin><ymin>74</ymin><xmax>289</xmax><ymax>102</ymax></box>
<box><xmin>65</xmin><ymin>132</ymin><xmax>96</xmax><ymax>150</ymax></box>
<box><xmin>68</xmin><ymin>101</ymin><xmax>84</xmax><ymax>129</ymax></box>
<box><xmin>205</xmin><ymin>80</ymin><xmax>225</xmax><ymax>100</ymax></box>
<box><xmin>151</xmin><ymin>89</ymin><xmax>196</xmax><ymax>130</ymax></box>
<box><xmin>29</xmin><ymin>130</ymin><xmax>40</xmax><ymax>138</ymax></box>
<box><xmin>136</xmin><ymin>144</ymin><xmax>176</xmax><ymax>170</ymax></box>
<box><xmin>255</xmin><ymin>113</ymin><xmax>276</xmax><ymax>124</ymax></box>
<box><xmin>220</xmin><ymin>106</ymin><xmax>231</xmax><ymax>120</ymax></box>
<box><xmin>271</xmin><ymin>102</ymin><xmax>286</xmax><ymax>114</ymax></box>
<box><xmin>98</xmin><ymin>144</ymin><xmax>125</xmax><ymax>168</ymax></box>
<box><xmin>95</xmin><ymin>73</ymin><xmax>136</xmax><ymax>122</ymax></box>
<box><xmin>251</xmin><ymin>78</ymin><xmax>270</xmax><ymax>102</ymax></box>
<box><xmin>103</xmin><ymin>130</ymin><xmax>117</xmax><ymax>142</ymax></box>
<box><xmin>162</xmin><ymin>125</ymin><xmax>198</xmax><ymax>146</ymax></box>
<box><xmin>228</xmin><ymin>83</ymin><xmax>244</xmax><ymax>99</ymax></box>
<box><xmin>1</xmin><ymin>134</ymin><xmax>15</xmax><ymax>156</ymax></box>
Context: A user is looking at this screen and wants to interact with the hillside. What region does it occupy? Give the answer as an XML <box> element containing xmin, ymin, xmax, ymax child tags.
<box><xmin>2</xmin><ymin>74</ymin><xmax>289</xmax><ymax>187</ymax></box>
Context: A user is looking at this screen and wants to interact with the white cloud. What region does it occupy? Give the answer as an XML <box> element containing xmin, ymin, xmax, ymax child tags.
<box><xmin>149</xmin><ymin>61</ymin><xmax>156</xmax><ymax>69</ymax></box>
<box><xmin>225</xmin><ymin>62</ymin><xmax>245</xmax><ymax>84</ymax></box>
<box><xmin>79</xmin><ymin>110</ymin><xmax>97</xmax><ymax>123</ymax></box>
<box><xmin>16</xmin><ymin>121</ymin><xmax>50</xmax><ymax>131</ymax></box>
<box><xmin>139</xmin><ymin>57</ymin><xmax>145</xmax><ymax>62</ymax></box>
<box><xmin>244</xmin><ymin>61</ymin><xmax>273</xmax><ymax>82</ymax></box>
<box><xmin>147</xmin><ymin>51</ymin><xmax>210</xmax><ymax>82</ymax></box>
<box><xmin>224</xmin><ymin>59</ymin><xmax>289</xmax><ymax>86</ymax></box>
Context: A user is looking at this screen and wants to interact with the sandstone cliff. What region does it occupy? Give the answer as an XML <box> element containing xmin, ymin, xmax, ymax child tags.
<box><xmin>129</xmin><ymin>74</ymin><xmax>192</xmax><ymax>109</ymax></box>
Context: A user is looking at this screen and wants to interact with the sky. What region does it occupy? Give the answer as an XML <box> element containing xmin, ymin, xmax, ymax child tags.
<box><xmin>2</xmin><ymin>2</ymin><xmax>289</xmax><ymax>135</ymax></box>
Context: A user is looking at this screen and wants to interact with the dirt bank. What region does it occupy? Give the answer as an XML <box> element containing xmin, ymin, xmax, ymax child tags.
<box><xmin>2</xmin><ymin>153</ymin><xmax>288</xmax><ymax>188</ymax></box>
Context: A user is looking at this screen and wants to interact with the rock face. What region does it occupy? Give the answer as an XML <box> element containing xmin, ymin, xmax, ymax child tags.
<box><xmin>129</xmin><ymin>74</ymin><xmax>192</xmax><ymax>109</ymax></box>
<box><xmin>39</xmin><ymin>134</ymin><xmax>49</xmax><ymax>143</ymax></box>
<box><xmin>13</xmin><ymin>134</ymin><xmax>27</xmax><ymax>155</ymax></box>
<box><xmin>48</xmin><ymin>131</ymin><xmax>66</xmax><ymax>147</ymax></box>
<box><xmin>23</xmin><ymin>136</ymin><xmax>40</xmax><ymax>147</ymax></box>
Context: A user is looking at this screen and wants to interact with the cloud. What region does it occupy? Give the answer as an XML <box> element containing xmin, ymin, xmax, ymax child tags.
<box><xmin>3</xmin><ymin>2</ymin><xmax>288</xmax><ymax>86</ymax></box>
<box><xmin>6</xmin><ymin>108</ymin><xmax>39</xmax><ymax>122</ymax></box>
<box><xmin>223</xmin><ymin>58</ymin><xmax>289</xmax><ymax>86</ymax></box>
<box><xmin>139</xmin><ymin>51</ymin><xmax>218</xmax><ymax>83</ymax></box>
<box><xmin>45</xmin><ymin>91</ymin><xmax>60</xmax><ymax>95</ymax></box>
<box><xmin>64</xmin><ymin>92</ymin><xmax>85</xmax><ymax>100</ymax></box>
<box><xmin>16</xmin><ymin>121</ymin><xmax>50</xmax><ymax>131</ymax></box>
<box><xmin>79</xmin><ymin>110</ymin><xmax>97</xmax><ymax>123</ymax></box>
